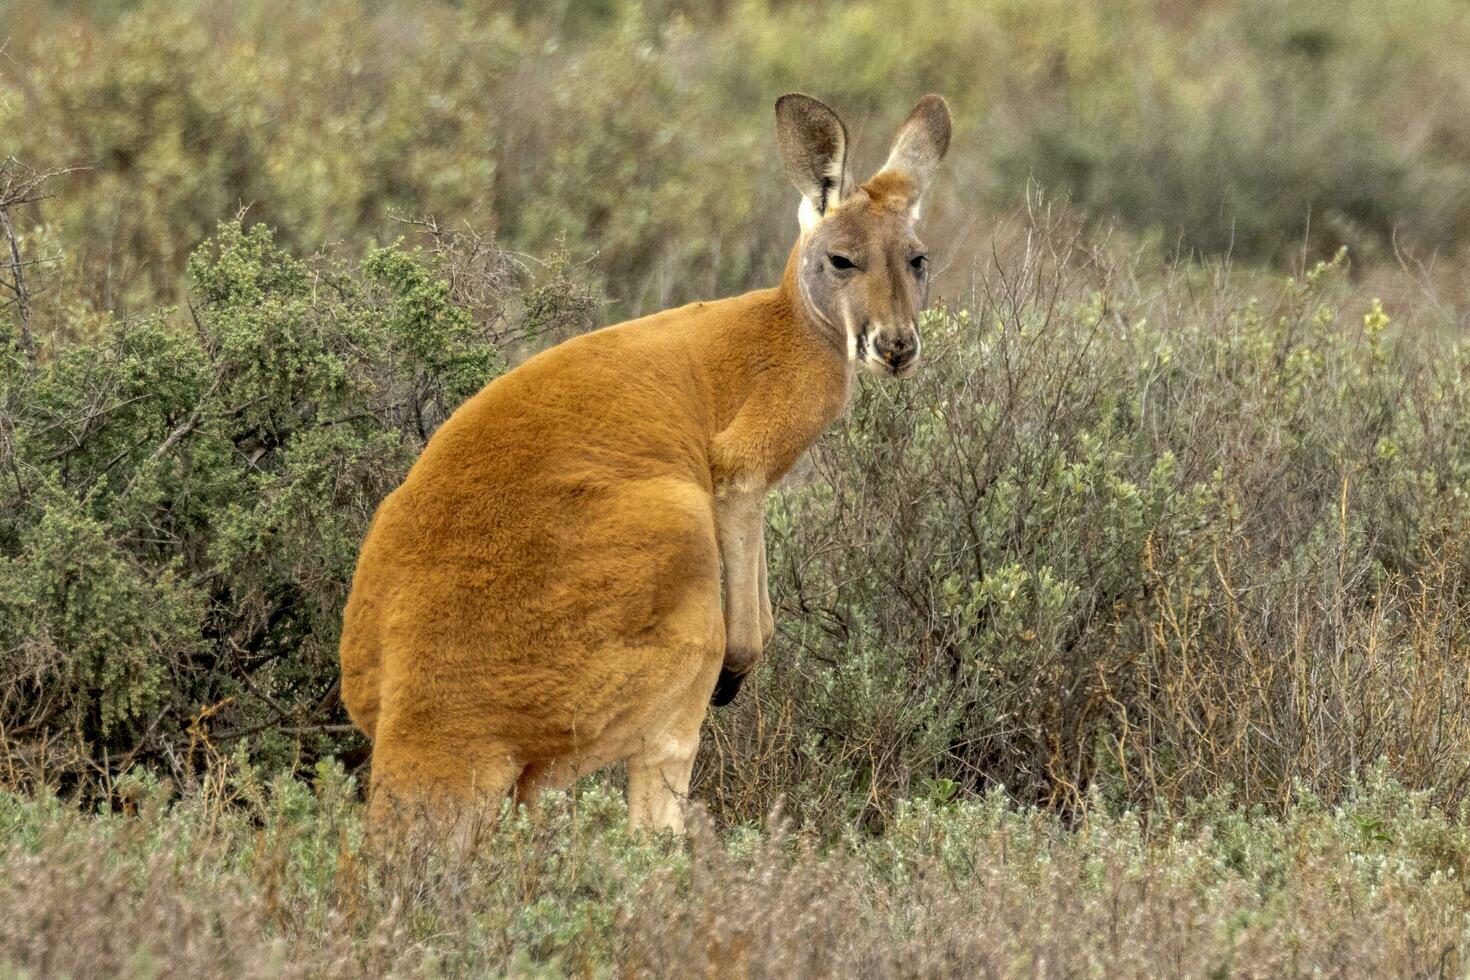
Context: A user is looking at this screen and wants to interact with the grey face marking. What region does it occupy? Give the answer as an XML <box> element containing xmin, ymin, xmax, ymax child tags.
<box><xmin>795</xmin><ymin>194</ymin><xmax>930</xmax><ymax>378</ymax></box>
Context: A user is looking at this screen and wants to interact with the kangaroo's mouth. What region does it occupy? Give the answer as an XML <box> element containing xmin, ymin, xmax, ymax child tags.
<box><xmin>855</xmin><ymin>327</ymin><xmax>921</xmax><ymax>377</ymax></box>
<box><xmin>892</xmin><ymin>355</ymin><xmax>921</xmax><ymax>378</ymax></box>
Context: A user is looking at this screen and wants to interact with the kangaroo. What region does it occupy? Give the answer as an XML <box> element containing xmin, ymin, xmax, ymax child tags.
<box><xmin>340</xmin><ymin>93</ymin><xmax>952</xmax><ymax>832</ymax></box>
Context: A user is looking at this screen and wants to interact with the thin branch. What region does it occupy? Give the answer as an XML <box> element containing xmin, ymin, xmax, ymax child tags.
<box><xmin>0</xmin><ymin>158</ymin><xmax>81</xmax><ymax>363</ymax></box>
<box><xmin>0</xmin><ymin>207</ymin><xmax>32</xmax><ymax>361</ymax></box>
<box><xmin>117</xmin><ymin>372</ymin><xmax>224</xmax><ymax>500</ymax></box>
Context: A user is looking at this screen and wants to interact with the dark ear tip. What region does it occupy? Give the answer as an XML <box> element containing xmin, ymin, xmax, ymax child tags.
<box><xmin>775</xmin><ymin>92</ymin><xmax>805</xmax><ymax>116</ymax></box>
<box><xmin>915</xmin><ymin>94</ymin><xmax>953</xmax><ymax>127</ymax></box>
<box><xmin>912</xmin><ymin>93</ymin><xmax>953</xmax><ymax>154</ymax></box>
<box><xmin>776</xmin><ymin>92</ymin><xmax>840</xmax><ymax>123</ymax></box>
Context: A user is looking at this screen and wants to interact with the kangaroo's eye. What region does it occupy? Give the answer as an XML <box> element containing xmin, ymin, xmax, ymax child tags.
<box><xmin>828</xmin><ymin>253</ymin><xmax>856</xmax><ymax>272</ymax></box>
<box><xmin>910</xmin><ymin>254</ymin><xmax>929</xmax><ymax>274</ymax></box>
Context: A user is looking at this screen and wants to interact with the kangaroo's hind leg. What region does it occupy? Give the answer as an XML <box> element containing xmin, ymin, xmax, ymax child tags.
<box><xmin>367</xmin><ymin>719</ymin><xmax>524</xmax><ymax>850</ymax></box>
<box><xmin>513</xmin><ymin>611</ymin><xmax>723</xmax><ymax>832</ymax></box>
<box><xmin>627</xmin><ymin>641</ymin><xmax>723</xmax><ymax>833</ymax></box>
<box><xmin>627</xmin><ymin>727</ymin><xmax>701</xmax><ymax>832</ymax></box>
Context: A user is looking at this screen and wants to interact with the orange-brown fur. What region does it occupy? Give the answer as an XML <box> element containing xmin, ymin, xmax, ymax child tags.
<box><xmin>340</xmin><ymin>93</ymin><xmax>950</xmax><ymax>833</ymax></box>
<box><xmin>341</xmin><ymin>252</ymin><xmax>846</xmax><ymax>821</ymax></box>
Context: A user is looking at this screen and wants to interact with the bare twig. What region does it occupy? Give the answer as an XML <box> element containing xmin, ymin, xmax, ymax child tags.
<box><xmin>0</xmin><ymin>206</ymin><xmax>32</xmax><ymax>360</ymax></box>
<box><xmin>0</xmin><ymin>158</ymin><xmax>81</xmax><ymax>362</ymax></box>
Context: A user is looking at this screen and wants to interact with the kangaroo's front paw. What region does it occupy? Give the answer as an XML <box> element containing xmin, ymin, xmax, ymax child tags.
<box><xmin>710</xmin><ymin>666</ymin><xmax>747</xmax><ymax>706</ymax></box>
<box><xmin>713</xmin><ymin>627</ymin><xmax>765</xmax><ymax>707</ymax></box>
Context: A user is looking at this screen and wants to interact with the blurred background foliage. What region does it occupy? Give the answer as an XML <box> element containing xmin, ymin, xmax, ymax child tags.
<box><xmin>7</xmin><ymin>0</ymin><xmax>1470</xmax><ymax>837</ymax></box>
<box><xmin>7</xmin><ymin>0</ymin><xmax>1470</xmax><ymax>334</ymax></box>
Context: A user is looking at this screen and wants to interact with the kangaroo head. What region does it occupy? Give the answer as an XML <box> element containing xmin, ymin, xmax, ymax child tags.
<box><xmin>776</xmin><ymin>93</ymin><xmax>952</xmax><ymax>378</ymax></box>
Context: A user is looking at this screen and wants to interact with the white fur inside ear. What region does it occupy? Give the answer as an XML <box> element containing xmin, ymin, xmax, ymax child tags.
<box><xmin>798</xmin><ymin>195</ymin><xmax>822</xmax><ymax>234</ymax></box>
<box><xmin>821</xmin><ymin>154</ymin><xmax>845</xmax><ymax>208</ymax></box>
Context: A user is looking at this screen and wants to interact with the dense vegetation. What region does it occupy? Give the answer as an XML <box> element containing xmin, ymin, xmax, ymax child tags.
<box><xmin>7</xmin><ymin>0</ymin><xmax>1470</xmax><ymax>975</ymax></box>
<box><xmin>6</xmin><ymin>767</ymin><xmax>1469</xmax><ymax>976</ymax></box>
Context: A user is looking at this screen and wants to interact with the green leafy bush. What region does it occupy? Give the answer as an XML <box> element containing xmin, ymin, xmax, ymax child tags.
<box><xmin>0</xmin><ymin>219</ymin><xmax>503</xmax><ymax>774</ymax></box>
<box><xmin>9</xmin><ymin>198</ymin><xmax>1470</xmax><ymax>841</ymax></box>
<box><xmin>9</xmin><ymin>202</ymin><xmax>1470</xmax><ymax>835</ymax></box>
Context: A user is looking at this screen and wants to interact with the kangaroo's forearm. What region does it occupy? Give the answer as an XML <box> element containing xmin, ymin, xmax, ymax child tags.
<box><xmin>715</xmin><ymin>488</ymin><xmax>767</xmax><ymax>676</ymax></box>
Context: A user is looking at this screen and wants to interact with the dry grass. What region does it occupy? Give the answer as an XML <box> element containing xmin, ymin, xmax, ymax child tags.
<box><xmin>4</xmin><ymin>763</ymin><xmax>1470</xmax><ymax>978</ymax></box>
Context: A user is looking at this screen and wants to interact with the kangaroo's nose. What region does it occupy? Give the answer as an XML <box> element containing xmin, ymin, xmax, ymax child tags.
<box><xmin>874</xmin><ymin>331</ymin><xmax>916</xmax><ymax>370</ymax></box>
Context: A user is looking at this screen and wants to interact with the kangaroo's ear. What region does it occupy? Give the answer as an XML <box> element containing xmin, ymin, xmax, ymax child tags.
<box><xmin>775</xmin><ymin>93</ymin><xmax>849</xmax><ymax>234</ymax></box>
<box><xmin>874</xmin><ymin>94</ymin><xmax>952</xmax><ymax>215</ymax></box>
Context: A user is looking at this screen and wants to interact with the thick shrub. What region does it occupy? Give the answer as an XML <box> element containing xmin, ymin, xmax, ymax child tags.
<box><xmin>11</xmin><ymin>204</ymin><xmax>1470</xmax><ymax>831</ymax></box>
<box><xmin>699</xmin><ymin>214</ymin><xmax>1470</xmax><ymax>829</ymax></box>
<box><xmin>10</xmin><ymin>200</ymin><xmax>1470</xmax><ymax>835</ymax></box>
<box><xmin>0</xmin><ymin>219</ymin><xmax>505</xmax><ymax>776</ymax></box>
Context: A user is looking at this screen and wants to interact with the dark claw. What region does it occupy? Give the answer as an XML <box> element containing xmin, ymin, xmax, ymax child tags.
<box><xmin>710</xmin><ymin>667</ymin><xmax>747</xmax><ymax>707</ymax></box>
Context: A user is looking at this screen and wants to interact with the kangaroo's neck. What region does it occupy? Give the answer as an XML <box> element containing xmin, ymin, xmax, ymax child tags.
<box><xmin>742</xmin><ymin>244</ymin><xmax>851</xmax><ymax>412</ymax></box>
<box><xmin>701</xmin><ymin>242</ymin><xmax>852</xmax><ymax>491</ymax></box>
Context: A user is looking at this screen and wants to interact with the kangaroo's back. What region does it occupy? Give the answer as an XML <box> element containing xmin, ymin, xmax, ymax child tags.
<box><xmin>340</xmin><ymin>299</ymin><xmax>733</xmax><ymax>737</ymax></box>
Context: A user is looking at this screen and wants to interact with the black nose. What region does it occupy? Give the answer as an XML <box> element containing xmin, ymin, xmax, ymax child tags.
<box><xmin>874</xmin><ymin>332</ymin><xmax>916</xmax><ymax>369</ymax></box>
